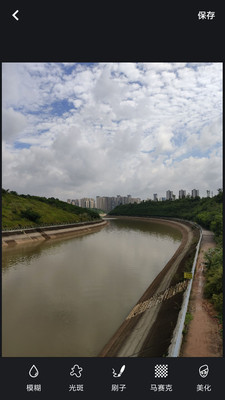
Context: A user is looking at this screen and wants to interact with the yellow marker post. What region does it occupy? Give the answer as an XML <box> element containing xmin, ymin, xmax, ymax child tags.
<box><xmin>184</xmin><ymin>272</ymin><xmax>193</xmax><ymax>279</ymax></box>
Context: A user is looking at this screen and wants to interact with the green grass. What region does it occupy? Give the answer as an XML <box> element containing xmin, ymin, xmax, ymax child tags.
<box><xmin>182</xmin><ymin>312</ymin><xmax>193</xmax><ymax>335</ymax></box>
<box><xmin>2</xmin><ymin>190</ymin><xmax>100</xmax><ymax>230</ymax></box>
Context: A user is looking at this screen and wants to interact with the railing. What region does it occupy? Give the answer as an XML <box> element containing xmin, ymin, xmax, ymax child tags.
<box><xmin>2</xmin><ymin>219</ymin><xmax>103</xmax><ymax>235</ymax></box>
<box><xmin>167</xmin><ymin>222</ymin><xmax>203</xmax><ymax>357</ymax></box>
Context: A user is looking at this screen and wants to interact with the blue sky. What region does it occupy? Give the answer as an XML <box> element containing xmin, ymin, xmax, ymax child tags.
<box><xmin>2</xmin><ymin>62</ymin><xmax>223</xmax><ymax>200</ymax></box>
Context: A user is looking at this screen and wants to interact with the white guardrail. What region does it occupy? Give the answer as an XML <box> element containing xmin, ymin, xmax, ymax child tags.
<box><xmin>167</xmin><ymin>222</ymin><xmax>203</xmax><ymax>357</ymax></box>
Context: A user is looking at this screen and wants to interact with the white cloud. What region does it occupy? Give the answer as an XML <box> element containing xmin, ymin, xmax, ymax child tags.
<box><xmin>2</xmin><ymin>62</ymin><xmax>223</xmax><ymax>200</ymax></box>
<box><xmin>155</xmin><ymin>125</ymin><xmax>174</xmax><ymax>153</ymax></box>
<box><xmin>2</xmin><ymin>107</ymin><xmax>28</xmax><ymax>141</ymax></box>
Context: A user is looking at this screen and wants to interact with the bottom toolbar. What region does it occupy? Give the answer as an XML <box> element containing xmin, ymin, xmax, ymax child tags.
<box><xmin>0</xmin><ymin>358</ymin><xmax>223</xmax><ymax>398</ymax></box>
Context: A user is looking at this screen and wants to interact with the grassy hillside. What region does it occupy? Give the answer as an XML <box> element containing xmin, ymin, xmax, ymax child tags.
<box><xmin>2</xmin><ymin>189</ymin><xmax>100</xmax><ymax>230</ymax></box>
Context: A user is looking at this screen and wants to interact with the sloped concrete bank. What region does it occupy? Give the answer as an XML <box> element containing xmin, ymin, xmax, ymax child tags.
<box><xmin>2</xmin><ymin>220</ymin><xmax>108</xmax><ymax>247</ymax></box>
<box><xmin>99</xmin><ymin>216</ymin><xmax>200</xmax><ymax>357</ymax></box>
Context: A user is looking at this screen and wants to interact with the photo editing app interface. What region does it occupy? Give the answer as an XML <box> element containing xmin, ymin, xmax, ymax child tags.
<box><xmin>1</xmin><ymin>5</ymin><xmax>224</xmax><ymax>399</ymax></box>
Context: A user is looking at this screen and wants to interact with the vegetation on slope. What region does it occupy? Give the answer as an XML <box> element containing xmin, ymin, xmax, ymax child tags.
<box><xmin>109</xmin><ymin>190</ymin><xmax>223</xmax><ymax>242</ymax></box>
<box><xmin>204</xmin><ymin>247</ymin><xmax>223</xmax><ymax>319</ymax></box>
<box><xmin>2</xmin><ymin>189</ymin><xmax>100</xmax><ymax>230</ymax></box>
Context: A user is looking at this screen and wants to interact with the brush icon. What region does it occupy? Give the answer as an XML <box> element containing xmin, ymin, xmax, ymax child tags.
<box><xmin>112</xmin><ymin>365</ymin><xmax>126</xmax><ymax>378</ymax></box>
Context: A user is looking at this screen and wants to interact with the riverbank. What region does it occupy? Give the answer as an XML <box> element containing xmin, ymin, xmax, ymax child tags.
<box><xmin>2</xmin><ymin>220</ymin><xmax>108</xmax><ymax>247</ymax></box>
<box><xmin>99</xmin><ymin>216</ymin><xmax>199</xmax><ymax>357</ymax></box>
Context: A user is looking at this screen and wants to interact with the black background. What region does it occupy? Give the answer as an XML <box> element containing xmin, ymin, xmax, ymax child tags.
<box><xmin>0</xmin><ymin>2</ymin><xmax>223</xmax><ymax>61</ymax></box>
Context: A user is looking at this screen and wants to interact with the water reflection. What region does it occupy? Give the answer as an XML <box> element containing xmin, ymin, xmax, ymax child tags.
<box><xmin>2</xmin><ymin>230</ymin><xmax>98</xmax><ymax>271</ymax></box>
<box><xmin>2</xmin><ymin>218</ymin><xmax>182</xmax><ymax>357</ymax></box>
<box><xmin>106</xmin><ymin>218</ymin><xmax>182</xmax><ymax>240</ymax></box>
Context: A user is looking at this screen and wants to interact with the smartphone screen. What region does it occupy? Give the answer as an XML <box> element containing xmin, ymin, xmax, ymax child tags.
<box><xmin>1</xmin><ymin>4</ymin><xmax>223</xmax><ymax>398</ymax></box>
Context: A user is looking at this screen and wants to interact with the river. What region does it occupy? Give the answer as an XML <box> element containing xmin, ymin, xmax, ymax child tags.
<box><xmin>2</xmin><ymin>218</ymin><xmax>182</xmax><ymax>357</ymax></box>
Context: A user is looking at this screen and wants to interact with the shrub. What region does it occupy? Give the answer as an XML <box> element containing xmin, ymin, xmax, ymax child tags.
<box><xmin>212</xmin><ymin>293</ymin><xmax>223</xmax><ymax>314</ymax></box>
<box><xmin>20</xmin><ymin>208</ymin><xmax>41</xmax><ymax>223</ymax></box>
<box><xmin>204</xmin><ymin>247</ymin><xmax>223</xmax><ymax>319</ymax></box>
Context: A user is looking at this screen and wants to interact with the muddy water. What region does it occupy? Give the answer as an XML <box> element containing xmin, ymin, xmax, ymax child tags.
<box><xmin>2</xmin><ymin>218</ymin><xmax>182</xmax><ymax>357</ymax></box>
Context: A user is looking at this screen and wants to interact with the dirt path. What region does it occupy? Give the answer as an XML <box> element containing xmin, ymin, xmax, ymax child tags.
<box><xmin>180</xmin><ymin>229</ymin><xmax>223</xmax><ymax>357</ymax></box>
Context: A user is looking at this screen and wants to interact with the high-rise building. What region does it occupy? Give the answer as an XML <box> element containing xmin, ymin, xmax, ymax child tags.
<box><xmin>68</xmin><ymin>198</ymin><xmax>95</xmax><ymax>208</ymax></box>
<box><xmin>96</xmin><ymin>196</ymin><xmax>101</xmax><ymax>209</ymax></box>
<box><xmin>67</xmin><ymin>199</ymin><xmax>79</xmax><ymax>206</ymax></box>
<box><xmin>80</xmin><ymin>198</ymin><xmax>95</xmax><ymax>208</ymax></box>
<box><xmin>191</xmin><ymin>189</ymin><xmax>199</xmax><ymax>198</ymax></box>
<box><xmin>71</xmin><ymin>199</ymin><xmax>80</xmax><ymax>206</ymax></box>
<box><xmin>166</xmin><ymin>190</ymin><xmax>173</xmax><ymax>200</ymax></box>
<box><xmin>95</xmin><ymin>195</ymin><xmax>141</xmax><ymax>212</ymax></box>
<box><xmin>206</xmin><ymin>190</ymin><xmax>210</xmax><ymax>198</ymax></box>
<box><xmin>153</xmin><ymin>193</ymin><xmax>158</xmax><ymax>201</ymax></box>
<box><xmin>179</xmin><ymin>190</ymin><xmax>186</xmax><ymax>199</ymax></box>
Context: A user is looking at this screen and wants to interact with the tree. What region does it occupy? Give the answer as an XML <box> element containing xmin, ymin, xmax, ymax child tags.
<box><xmin>210</xmin><ymin>214</ymin><xmax>223</xmax><ymax>237</ymax></box>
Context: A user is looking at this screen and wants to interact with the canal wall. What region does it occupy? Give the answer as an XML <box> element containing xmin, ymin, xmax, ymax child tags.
<box><xmin>2</xmin><ymin>220</ymin><xmax>108</xmax><ymax>247</ymax></box>
<box><xmin>99</xmin><ymin>217</ymin><xmax>201</xmax><ymax>357</ymax></box>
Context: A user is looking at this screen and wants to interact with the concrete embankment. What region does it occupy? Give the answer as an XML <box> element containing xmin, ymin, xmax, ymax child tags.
<box><xmin>2</xmin><ymin>220</ymin><xmax>108</xmax><ymax>247</ymax></box>
<box><xmin>99</xmin><ymin>217</ymin><xmax>200</xmax><ymax>357</ymax></box>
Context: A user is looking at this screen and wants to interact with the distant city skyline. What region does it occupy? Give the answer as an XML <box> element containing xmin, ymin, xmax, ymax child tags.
<box><xmin>67</xmin><ymin>188</ymin><xmax>217</xmax><ymax>212</ymax></box>
<box><xmin>2</xmin><ymin>63</ymin><xmax>222</xmax><ymax>201</ymax></box>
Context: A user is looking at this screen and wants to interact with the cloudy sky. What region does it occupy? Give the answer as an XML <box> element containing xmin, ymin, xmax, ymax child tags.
<box><xmin>2</xmin><ymin>62</ymin><xmax>222</xmax><ymax>201</ymax></box>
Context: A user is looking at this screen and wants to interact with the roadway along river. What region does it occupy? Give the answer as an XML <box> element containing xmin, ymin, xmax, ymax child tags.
<box><xmin>2</xmin><ymin>218</ymin><xmax>182</xmax><ymax>357</ymax></box>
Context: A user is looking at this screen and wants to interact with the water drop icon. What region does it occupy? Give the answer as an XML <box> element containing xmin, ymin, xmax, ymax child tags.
<box><xmin>29</xmin><ymin>364</ymin><xmax>39</xmax><ymax>378</ymax></box>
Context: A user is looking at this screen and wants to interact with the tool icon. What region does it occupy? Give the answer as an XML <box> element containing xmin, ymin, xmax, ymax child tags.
<box><xmin>199</xmin><ymin>364</ymin><xmax>209</xmax><ymax>378</ymax></box>
<box><xmin>112</xmin><ymin>365</ymin><xmax>126</xmax><ymax>378</ymax></box>
<box><xmin>154</xmin><ymin>364</ymin><xmax>168</xmax><ymax>378</ymax></box>
<box><xmin>29</xmin><ymin>365</ymin><xmax>39</xmax><ymax>378</ymax></box>
<box><xmin>70</xmin><ymin>364</ymin><xmax>83</xmax><ymax>378</ymax></box>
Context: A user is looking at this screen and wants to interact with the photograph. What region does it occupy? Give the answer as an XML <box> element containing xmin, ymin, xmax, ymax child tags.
<box><xmin>2</xmin><ymin>62</ymin><xmax>223</xmax><ymax>359</ymax></box>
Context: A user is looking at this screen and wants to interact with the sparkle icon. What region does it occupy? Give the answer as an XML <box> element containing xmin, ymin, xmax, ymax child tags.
<box><xmin>70</xmin><ymin>364</ymin><xmax>83</xmax><ymax>378</ymax></box>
